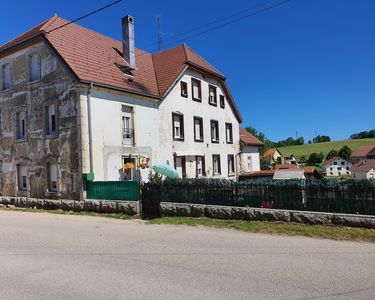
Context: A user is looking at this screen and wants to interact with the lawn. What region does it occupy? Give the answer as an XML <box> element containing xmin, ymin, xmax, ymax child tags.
<box><xmin>148</xmin><ymin>217</ymin><xmax>375</xmax><ymax>243</ymax></box>
<box><xmin>278</xmin><ymin>138</ymin><xmax>375</xmax><ymax>159</ymax></box>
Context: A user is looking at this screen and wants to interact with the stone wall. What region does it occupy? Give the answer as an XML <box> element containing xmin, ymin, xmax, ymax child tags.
<box><xmin>0</xmin><ymin>196</ymin><xmax>139</xmax><ymax>216</ymax></box>
<box><xmin>0</xmin><ymin>41</ymin><xmax>81</xmax><ymax>200</ymax></box>
<box><xmin>160</xmin><ymin>202</ymin><xmax>375</xmax><ymax>229</ymax></box>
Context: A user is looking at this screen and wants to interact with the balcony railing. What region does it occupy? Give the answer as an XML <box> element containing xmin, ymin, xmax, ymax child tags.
<box><xmin>123</xmin><ymin>128</ymin><xmax>135</xmax><ymax>146</ymax></box>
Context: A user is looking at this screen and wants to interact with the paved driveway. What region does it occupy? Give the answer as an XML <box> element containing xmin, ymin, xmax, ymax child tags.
<box><xmin>0</xmin><ymin>210</ymin><xmax>374</xmax><ymax>300</ymax></box>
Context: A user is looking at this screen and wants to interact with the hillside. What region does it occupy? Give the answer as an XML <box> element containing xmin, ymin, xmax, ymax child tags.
<box><xmin>278</xmin><ymin>138</ymin><xmax>375</xmax><ymax>159</ymax></box>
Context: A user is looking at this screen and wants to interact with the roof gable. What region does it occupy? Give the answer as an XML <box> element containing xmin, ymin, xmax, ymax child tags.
<box><xmin>352</xmin><ymin>145</ymin><xmax>375</xmax><ymax>157</ymax></box>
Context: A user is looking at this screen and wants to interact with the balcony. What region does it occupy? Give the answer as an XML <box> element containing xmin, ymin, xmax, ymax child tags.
<box><xmin>122</xmin><ymin>128</ymin><xmax>135</xmax><ymax>146</ymax></box>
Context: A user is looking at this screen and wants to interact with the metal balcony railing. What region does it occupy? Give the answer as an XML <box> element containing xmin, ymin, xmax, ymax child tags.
<box><xmin>123</xmin><ymin>128</ymin><xmax>135</xmax><ymax>146</ymax></box>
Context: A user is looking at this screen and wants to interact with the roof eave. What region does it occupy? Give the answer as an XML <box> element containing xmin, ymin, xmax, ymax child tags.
<box><xmin>0</xmin><ymin>32</ymin><xmax>44</xmax><ymax>56</ymax></box>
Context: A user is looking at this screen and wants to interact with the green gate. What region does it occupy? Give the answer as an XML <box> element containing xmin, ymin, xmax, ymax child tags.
<box><xmin>87</xmin><ymin>181</ymin><xmax>140</xmax><ymax>201</ymax></box>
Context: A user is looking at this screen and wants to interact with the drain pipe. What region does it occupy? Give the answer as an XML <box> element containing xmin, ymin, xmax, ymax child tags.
<box><xmin>87</xmin><ymin>82</ymin><xmax>94</xmax><ymax>173</ymax></box>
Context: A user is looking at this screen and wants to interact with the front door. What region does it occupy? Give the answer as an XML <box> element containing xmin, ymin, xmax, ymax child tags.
<box><xmin>175</xmin><ymin>156</ymin><xmax>186</xmax><ymax>178</ymax></box>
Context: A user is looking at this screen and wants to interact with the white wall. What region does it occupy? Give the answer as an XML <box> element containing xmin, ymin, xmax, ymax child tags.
<box><xmin>324</xmin><ymin>158</ymin><xmax>352</xmax><ymax>177</ymax></box>
<box><xmin>158</xmin><ymin>68</ymin><xmax>241</xmax><ymax>179</ymax></box>
<box><xmin>240</xmin><ymin>146</ymin><xmax>260</xmax><ymax>172</ymax></box>
<box><xmin>88</xmin><ymin>88</ymin><xmax>159</xmax><ymax>181</ymax></box>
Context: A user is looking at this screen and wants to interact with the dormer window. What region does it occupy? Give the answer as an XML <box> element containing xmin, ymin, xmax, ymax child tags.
<box><xmin>208</xmin><ymin>85</ymin><xmax>217</xmax><ymax>106</ymax></box>
<box><xmin>2</xmin><ymin>63</ymin><xmax>11</xmax><ymax>90</ymax></box>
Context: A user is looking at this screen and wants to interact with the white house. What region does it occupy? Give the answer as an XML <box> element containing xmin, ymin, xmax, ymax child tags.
<box><xmin>321</xmin><ymin>157</ymin><xmax>352</xmax><ymax>177</ymax></box>
<box><xmin>239</xmin><ymin>128</ymin><xmax>263</xmax><ymax>173</ymax></box>
<box><xmin>0</xmin><ymin>14</ymin><xmax>243</xmax><ymax>200</ymax></box>
<box><xmin>352</xmin><ymin>160</ymin><xmax>375</xmax><ymax>180</ymax></box>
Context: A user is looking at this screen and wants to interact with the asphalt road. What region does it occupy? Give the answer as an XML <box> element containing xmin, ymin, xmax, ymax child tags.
<box><xmin>0</xmin><ymin>210</ymin><xmax>375</xmax><ymax>300</ymax></box>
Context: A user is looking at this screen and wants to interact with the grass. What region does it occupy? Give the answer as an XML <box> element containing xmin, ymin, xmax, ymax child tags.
<box><xmin>148</xmin><ymin>217</ymin><xmax>375</xmax><ymax>243</ymax></box>
<box><xmin>278</xmin><ymin>138</ymin><xmax>375</xmax><ymax>159</ymax></box>
<box><xmin>0</xmin><ymin>207</ymin><xmax>132</xmax><ymax>220</ymax></box>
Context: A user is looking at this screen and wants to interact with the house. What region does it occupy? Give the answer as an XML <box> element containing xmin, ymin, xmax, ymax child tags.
<box><xmin>282</xmin><ymin>153</ymin><xmax>297</xmax><ymax>165</ymax></box>
<box><xmin>321</xmin><ymin>157</ymin><xmax>351</xmax><ymax>177</ymax></box>
<box><xmin>0</xmin><ymin>15</ymin><xmax>242</xmax><ymax>200</ymax></box>
<box><xmin>239</xmin><ymin>165</ymin><xmax>322</xmax><ymax>180</ymax></box>
<box><xmin>264</xmin><ymin>148</ymin><xmax>284</xmax><ymax>165</ymax></box>
<box><xmin>351</xmin><ymin>146</ymin><xmax>375</xmax><ymax>162</ymax></box>
<box><xmin>352</xmin><ymin>160</ymin><xmax>375</xmax><ymax>180</ymax></box>
<box><xmin>239</xmin><ymin>128</ymin><xmax>263</xmax><ymax>173</ymax></box>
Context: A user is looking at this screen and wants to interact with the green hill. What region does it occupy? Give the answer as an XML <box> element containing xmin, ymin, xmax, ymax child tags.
<box><xmin>278</xmin><ymin>138</ymin><xmax>375</xmax><ymax>159</ymax></box>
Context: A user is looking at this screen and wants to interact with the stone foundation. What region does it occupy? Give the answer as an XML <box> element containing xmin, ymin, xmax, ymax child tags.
<box><xmin>0</xmin><ymin>196</ymin><xmax>139</xmax><ymax>216</ymax></box>
<box><xmin>159</xmin><ymin>202</ymin><xmax>375</xmax><ymax>229</ymax></box>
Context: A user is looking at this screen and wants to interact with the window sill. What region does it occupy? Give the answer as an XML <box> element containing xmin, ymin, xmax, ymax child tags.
<box><xmin>211</xmin><ymin>140</ymin><xmax>220</xmax><ymax>144</ymax></box>
<box><xmin>226</xmin><ymin>141</ymin><xmax>233</xmax><ymax>144</ymax></box>
<box><xmin>46</xmin><ymin>133</ymin><xmax>59</xmax><ymax>139</ymax></box>
<box><xmin>46</xmin><ymin>191</ymin><xmax>61</xmax><ymax>197</ymax></box>
<box><xmin>181</xmin><ymin>94</ymin><xmax>188</xmax><ymax>98</ymax></box>
<box><xmin>15</xmin><ymin>138</ymin><xmax>26</xmax><ymax>143</ymax></box>
<box><xmin>228</xmin><ymin>172</ymin><xmax>236</xmax><ymax>177</ymax></box>
<box><xmin>17</xmin><ymin>190</ymin><xmax>28</xmax><ymax>197</ymax></box>
<box><xmin>192</xmin><ymin>98</ymin><xmax>202</xmax><ymax>102</ymax></box>
<box><xmin>209</xmin><ymin>102</ymin><xmax>217</xmax><ymax>107</ymax></box>
<box><xmin>173</xmin><ymin>137</ymin><xmax>184</xmax><ymax>142</ymax></box>
<box><xmin>194</xmin><ymin>139</ymin><xmax>204</xmax><ymax>143</ymax></box>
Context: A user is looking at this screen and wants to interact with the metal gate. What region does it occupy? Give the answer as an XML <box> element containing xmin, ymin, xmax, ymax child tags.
<box><xmin>141</xmin><ymin>184</ymin><xmax>161</xmax><ymax>219</ymax></box>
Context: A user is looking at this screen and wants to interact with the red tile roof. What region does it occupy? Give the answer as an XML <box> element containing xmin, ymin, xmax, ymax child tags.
<box><xmin>0</xmin><ymin>15</ymin><xmax>242</xmax><ymax>122</ymax></box>
<box><xmin>321</xmin><ymin>156</ymin><xmax>341</xmax><ymax>167</ymax></box>
<box><xmin>264</xmin><ymin>148</ymin><xmax>279</xmax><ymax>157</ymax></box>
<box><xmin>239</xmin><ymin>128</ymin><xmax>263</xmax><ymax>146</ymax></box>
<box><xmin>351</xmin><ymin>146</ymin><xmax>375</xmax><ymax>158</ymax></box>
<box><xmin>351</xmin><ymin>160</ymin><xmax>375</xmax><ymax>173</ymax></box>
<box><xmin>275</xmin><ymin>164</ymin><xmax>299</xmax><ymax>170</ymax></box>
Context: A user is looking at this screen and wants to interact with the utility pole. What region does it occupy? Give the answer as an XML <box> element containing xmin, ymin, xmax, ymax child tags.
<box><xmin>156</xmin><ymin>15</ymin><xmax>162</xmax><ymax>52</ymax></box>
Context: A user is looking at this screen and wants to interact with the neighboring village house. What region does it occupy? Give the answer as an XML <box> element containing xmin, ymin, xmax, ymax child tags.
<box><xmin>0</xmin><ymin>15</ymin><xmax>242</xmax><ymax>200</ymax></box>
<box><xmin>282</xmin><ymin>153</ymin><xmax>297</xmax><ymax>165</ymax></box>
<box><xmin>239</xmin><ymin>128</ymin><xmax>263</xmax><ymax>173</ymax></box>
<box><xmin>351</xmin><ymin>146</ymin><xmax>375</xmax><ymax>162</ymax></box>
<box><xmin>264</xmin><ymin>148</ymin><xmax>284</xmax><ymax>165</ymax></box>
<box><xmin>352</xmin><ymin>160</ymin><xmax>375</xmax><ymax>180</ymax></box>
<box><xmin>321</xmin><ymin>157</ymin><xmax>351</xmax><ymax>177</ymax></box>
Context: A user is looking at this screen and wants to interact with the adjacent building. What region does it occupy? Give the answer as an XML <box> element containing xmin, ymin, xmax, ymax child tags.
<box><xmin>264</xmin><ymin>148</ymin><xmax>284</xmax><ymax>165</ymax></box>
<box><xmin>283</xmin><ymin>153</ymin><xmax>297</xmax><ymax>165</ymax></box>
<box><xmin>239</xmin><ymin>128</ymin><xmax>263</xmax><ymax>173</ymax></box>
<box><xmin>351</xmin><ymin>146</ymin><xmax>375</xmax><ymax>162</ymax></box>
<box><xmin>321</xmin><ymin>157</ymin><xmax>351</xmax><ymax>177</ymax></box>
<box><xmin>352</xmin><ymin>160</ymin><xmax>375</xmax><ymax>180</ymax></box>
<box><xmin>0</xmin><ymin>15</ymin><xmax>242</xmax><ymax>200</ymax></box>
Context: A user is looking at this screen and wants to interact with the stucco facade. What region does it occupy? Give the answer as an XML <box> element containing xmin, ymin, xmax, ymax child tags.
<box><xmin>322</xmin><ymin>157</ymin><xmax>351</xmax><ymax>177</ymax></box>
<box><xmin>239</xmin><ymin>146</ymin><xmax>261</xmax><ymax>173</ymax></box>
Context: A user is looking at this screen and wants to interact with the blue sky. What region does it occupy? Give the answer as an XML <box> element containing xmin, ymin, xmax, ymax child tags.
<box><xmin>1</xmin><ymin>0</ymin><xmax>374</xmax><ymax>142</ymax></box>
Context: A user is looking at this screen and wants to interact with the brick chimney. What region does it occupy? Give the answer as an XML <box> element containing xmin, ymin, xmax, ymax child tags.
<box><xmin>122</xmin><ymin>15</ymin><xmax>135</xmax><ymax>68</ymax></box>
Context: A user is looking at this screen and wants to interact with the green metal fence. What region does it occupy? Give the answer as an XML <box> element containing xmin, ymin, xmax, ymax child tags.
<box><xmin>87</xmin><ymin>181</ymin><xmax>140</xmax><ymax>201</ymax></box>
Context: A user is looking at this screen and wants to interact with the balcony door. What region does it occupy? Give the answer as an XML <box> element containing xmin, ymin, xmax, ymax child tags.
<box><xmin>122</xmin><ymin>105</ymin><xmax>134</xmax><ymax>146</ymax></box>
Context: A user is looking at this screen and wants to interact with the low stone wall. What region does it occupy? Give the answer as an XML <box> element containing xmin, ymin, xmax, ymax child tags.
<box><xmin>160</xmin><ymin>202</ymin><xmax>375</xmax><ymax>229</ymax></box>
<box><xmin>0</xmin><ymin>196</ymin><xmax>140</xmax><ymax>216</ymax></box>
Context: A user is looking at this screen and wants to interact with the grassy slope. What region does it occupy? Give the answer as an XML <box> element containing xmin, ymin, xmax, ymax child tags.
<box><xmin>278</xmin><ymin>138</ymin><xmax>375</xmax><ymax>158</ymax></box>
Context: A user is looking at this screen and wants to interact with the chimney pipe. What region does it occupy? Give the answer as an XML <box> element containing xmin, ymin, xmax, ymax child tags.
<box><xmin>122</xmin><ymin>15</ymin><xmax>135</xmax><ymax>68</ymax></box>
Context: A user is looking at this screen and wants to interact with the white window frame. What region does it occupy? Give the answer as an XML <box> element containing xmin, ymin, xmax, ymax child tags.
<box><xmin>2</xmin><ymin>63</ymin><xmax>12</xmax><ymax>91</ymax></box>
<box><xmin>17</xmin><ymin>164</ymin><xmax>28</xmax><ymax>191</ymax></box>
<box><xmin>29</xmin><ymin>53</ymin><xmax>41</xmax><ymax>82</ymax></box>
<box><xmin>47</xmin><ymin>162</ymin><xmax>59</xmax><ymax>192</ymax></box>
<box><xmin>46</xmin><ymin>104</ymin><xmax>57</xmax><ymax>135</ymax></box>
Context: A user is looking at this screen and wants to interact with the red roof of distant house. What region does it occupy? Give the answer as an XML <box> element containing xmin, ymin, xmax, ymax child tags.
<box><xmin>264</xmin><ymin>148</ymin><xmax>279</xmax><ymax>157</ymax></box>
<box><xmin>239</xmin><ymin>128</ymin><xmax>263</xmax><ymax>146</ymax></box>
<box><xmin>0</xmin><ymin>15</ymin><xmax>242</xmax><ymax>122</ymax></box>
<box><xmin>351</xmin><ymin>146</ymin><xmax>375</xmax><ymax>158</ymax></box>
<box><xmin>321</xmin><ymin>156</ymin><xmax>343</xmax><ymax>167</ymax></box>
<box><xmin>351</xmin><ymin>160</ymin><xmax>375</xmax><ymax>173</ymax></box>
<box><xmin>275</xmin><ymin>164</ymin><xmax>299</xmax><ymax>170</ymax></box>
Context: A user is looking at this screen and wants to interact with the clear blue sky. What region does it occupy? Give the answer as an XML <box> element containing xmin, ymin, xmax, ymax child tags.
<box><xmin>1</xmin><ymin>0</ymin><xmax>374</xmax><ymax>142</ymax></box>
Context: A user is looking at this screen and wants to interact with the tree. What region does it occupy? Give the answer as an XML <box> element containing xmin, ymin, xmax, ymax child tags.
<box><xmin>338</xmin><ymin>146</ymin><xmax>352</xmax><ymax>161</ymax></box>
<box><xmin>313</xmin><ymin>135</ymin><xmax>331</xmax><ymax>143</ymax></box>
<box><xmin>326</xmin><ymin>149</ymin><xmax>339</xmax><ymax>160</ymax></box>
<box><xmin>299</xmin><ymin>155</ymin><xmax>307</xmax><ymax>163</ymax></box>
<box><xmin>260</xmin><ymin>156</ymin><xmax>272</xmax><ymax>170</ymax></box>
<box><xmin>308</xmin><ymin>152</ymin><xmax>324</xmax><ymax>165</ymax></box>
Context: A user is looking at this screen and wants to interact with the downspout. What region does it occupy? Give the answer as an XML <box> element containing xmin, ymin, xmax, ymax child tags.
<box><xmin>87</xmin><ymin>82</ymin><xmax>94</xmax><ymax>173</ymax></box>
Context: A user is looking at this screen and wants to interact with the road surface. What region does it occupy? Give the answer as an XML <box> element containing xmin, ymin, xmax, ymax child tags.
<box><xmin>0</xmin><ymin>210</ymin><xmax>374</xmax><ymax>300</ymax></box>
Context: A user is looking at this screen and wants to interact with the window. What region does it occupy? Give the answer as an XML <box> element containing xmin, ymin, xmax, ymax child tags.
<box><xmin>227</xmin><ymin>155</ymin><xmax>235</xmax><ymax>174</ymax></box>
<box><xmin>2</xmin><ymin>63</ymin><xmax>11</xmax><ymax>90</ymax></box>
<box><xmin>210</xmin><ymin>120</ymin><xmax>219</xmax><ymax>143</ymax></box>
<box><xmin>16</xmin><ymin>111</ymin><xmax>26</xmax><ymax>140</ymax></box>
<box><xmin>180</xmin><ymin>81</ymin><xmax>188</xmax><ymax>97</ymax></box>
<box><xmin>17</xmin><ymin>164</ymin><xmax>27</xmax><ymax>191</ymax></box>
<box><xmin>48</xmin><ymin>162</ymin><xmax>58</xmax><ymax>192</ymax></box>
<box><xmin>334</xmin><ymin>162</ymin><xmax>337</xmax><ymax>165</ymax></box>
<box><xmin>193</xmin><ymin>117</ymin><xmax>203</xmax><ymax>142</ymax></box>
<box><xmin>208</xmin><ymin>85</ymin><xmax>217</xmax><ymax>105</ymax></box>
<box><xmin>212</xmin><ymin>155</ymin><xmax>221</xmax><ymax>175</ymax></box>
<box><xmin>225</xmin><ymin>123</ymin><xmax>233</xmax><ymax>143</ymax></box>
<box><xmin>46</xmin><ymin>104</ymin><xmax>57</xmax><ymax>135</ymax></box>
<box><xmin>247</xmin><ymin>155</ymin><xmax>252</xmax><ymax>171</ymax></box>
<box><xmin>338</xmin><ymin>167</ymin><xmax>342</xmax><ymax>171</ymax></box>
<box><xmin>122</xmin><ymin>105</ymin><xmax>134</xmax><ymax>146</ymax></box>
<box><xmin>191</xmin><ymin>78</ymin><xmax>202</xmax><ymax>101</ymax></box>
<box><xmin>29</xmin><ymin>53</ymin><xmax>40</xmax><ymax>82</ymax></box>
<box><xmin>196</xmin><ymin>156</ymin><xmax>205</xmax><ymax>177</ymax></box>
<box><xmin>341</xmin><ymin>161</ymin><xmax>345</xmax><ymax>165</ymax></box>
<box><xmin>220</xmin><ymin>95</ymin><xmax>225</xmax><ymax>108</ymax></box>
<box><xmin>172</xmin><ymin>113</ymin><xmax>184</xmax><ymax>140</ymax></box>
<box><xmin>330</xmin><ymin>167</ymin><xmax>333</xmax><ymax>171</ymax></box>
